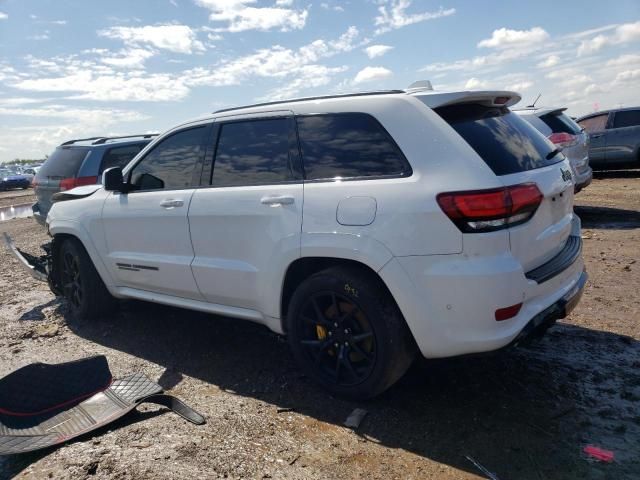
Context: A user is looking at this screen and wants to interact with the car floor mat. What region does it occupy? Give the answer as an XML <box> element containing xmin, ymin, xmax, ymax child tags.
<box><xmin>0</xmin><ymin>356</ymin><xmax>205</xmax><ymax>455</ymax></box>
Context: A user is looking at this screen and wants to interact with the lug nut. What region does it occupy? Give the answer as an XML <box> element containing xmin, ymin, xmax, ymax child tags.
<box><xmin>328</xmin><ymin>331</ymin><xmax>333</xmax><ymax>336</ymax></box>
<box><xmin>334</xmin><ymin>322</ymin><xmax>338</xmax><ymax>327</ymax></box>
<box><xmin>344</xmin><ymin>342</ymin><xmax>349</xmax><ymax>346</ymax></box>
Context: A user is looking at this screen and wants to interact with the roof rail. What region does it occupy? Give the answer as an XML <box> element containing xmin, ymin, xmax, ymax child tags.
<box><xmin>213</xmin><ymin>90</ymin><xmax>406</xmax><ymax>115</ymax></box>
<box><xmin>60</xmin><ymin>137</ymin><xmax>105</xmax><ymax>146</ymax></box>
<box><xmin>92</xmin><ymin>134</ymin><xmax>159</xmax><ymax>145</ymax></box>
<box><xmin>60</xmin><ymin>134</ymin><xmax>159</xmax><ymax>147</ymax></box>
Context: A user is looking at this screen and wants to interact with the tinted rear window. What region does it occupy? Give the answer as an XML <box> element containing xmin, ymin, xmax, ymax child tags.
<box><xmin>296</xmin><ymin>113</ymin><xmax>410</xmax><ymax>180</ymax></box>
<box><xmin>435</xmin><ymin>104</ymin><xmax>561</xmax><ymax>176</ymax></box>
<box><xmin>38</xmin><ymin>147</ymin><xmax>89</xmax><ymax>178</ymax></box>
<box><xmin>612</xmin><ymin>110</ymin><xmax>640</xmax><ymax>128</ymax></box>
<box><xmin>540</xmin><ymin>112</ymin><xmax>582</xmax><ymax>135</ymax></box>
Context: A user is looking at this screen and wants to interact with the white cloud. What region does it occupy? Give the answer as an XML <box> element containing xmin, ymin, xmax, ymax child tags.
<box><xmin>101</xmin><ymin>49</ymin><xmax>155</xmax><ymax>68</ymax></box>
<box><xmin>374</xmin><ymin>1</ymin><xmax>455</xmax><ymax>35</ymax></box>
<box><xmin>0</xmin><ymin>97</ymin><xmax>51</xmax><ymax>106</ymax></box>
<box><xmin>537</xmin><ymin>54</ymin><xmax>560</xmax><ymax>68</ymax></box>
<box><xmin>186</xmin><ymin>26</ymin><xmax>360</xmax><ymax>88</ymax></box>
<box><xmin>578</xmin><ymin>21</ymin><xmax>640</xmax><ymax>56</ymax></box>
<box><xmin>263</xmin><ymin>64</ymin><xmax>348</xmax><ymax>100</ymax></box>
<box><xmin>364</xmin><ymin>44</ymin><xmax>393</xmax><ymax>59</ymax></box>
<box><xmin>11</xmin><ymin>26</ymin><xmax>361</xmax><ymax>103</ymax></box>
<box><xmin>0</xmin><ymin>107</ymin><xmax>149</xmax><ymax>161</ymax></box>
<box><xmin>606</xmin><ymin>53</ymin><xmax>640</xmax><ymax>67</ymax></box>
<box><xmin>615</xmin><ymin>69</ymin><xmax>640</xmax><ymax>83</ymax></box>
<box><xmin>478</xmin><ymin>27</ymin><xmax>549</xmax><ymax>49</ymax></box>
<box><xmin>194</xmin><ymin>0</ymin><xmax>308</xmax><ymax>32</ymax></box>
<box><xmin>464</xmin><ymin>77</ymin><xmax>487</xmax><ymax>89</ymax></box>
<box><xmin>353</xmin><ymin>66</ymin><xmax>393</xmax><ymax>84</ymax></box>
<box><xmin>505</xmin><ymin>81</ymin><xmax>533</xmax><ymax>92</ymax></box>
<box><xmin>275</xmin><ymin>0</ymin><xmax>293</xmax><ymax>5</ymax></box>
<box><xmin>13</xmin><ymin>71</ymin><xmax>190</xmax><ymax>102</ymax></box>
<box><xmin>99</xmin><ymin>24</ymin><xmax>205</xmax><ymax>54</ymax></box>
<box><xmin>0</xmin><ymin>12</ymin><xmax>8</xmax><ymax>20</ymax></box>
<box><xmin>0</xmin><ymin>105</ymin><xmax>147</xmax><ymax>122</ymax></box>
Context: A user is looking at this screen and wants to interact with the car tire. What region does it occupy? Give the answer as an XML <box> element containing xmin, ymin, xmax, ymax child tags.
<box><xmin>58</xmin><ymin>238</ymin><xmax>116</xmax><ymax>321</ymax></box>
<box><xmin>286</xmin><ymin>265</ymin><xmax>416</xmax><ymax>400</ymax></box>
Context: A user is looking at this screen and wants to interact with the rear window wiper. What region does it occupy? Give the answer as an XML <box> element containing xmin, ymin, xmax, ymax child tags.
<box><xmin>546</xmin><ymin>148</ymin><xmax>561</xmax><ymax>160</ymax></box>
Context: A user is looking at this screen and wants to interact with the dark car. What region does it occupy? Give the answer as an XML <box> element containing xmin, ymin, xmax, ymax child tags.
<box><xmin>32</xmin><ymin>134</ymin><xmax>157</xmax><ymax>226</ymax></box>
<box><xmin>0</xmin><ymin>169</ymin><xmax>32</xmax><ymax>190</ymax></box>
<box><xmin>576</xmin><ymin>107</ymin><xmax>640</xmax><ymax>170</ymax></box>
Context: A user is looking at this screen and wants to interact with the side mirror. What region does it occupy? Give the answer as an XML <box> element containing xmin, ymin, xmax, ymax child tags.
<box><xmin>103</xmin><ymin>167</ymin><xmax>124</xmax><ymax>192</ymax></box>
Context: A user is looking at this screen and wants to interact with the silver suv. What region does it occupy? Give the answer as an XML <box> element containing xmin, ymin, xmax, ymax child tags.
<box><xmin>32</xmin><ymin>135</ymin><xmax>157</xmax><ymax>225</ymax></box>
<box><xmin>515</xmin><ymin>107</ymin><xmax>592</xmax><ymax>192</ymax></box>
<box><xmin>577</xmin><ymin>107</ymin><xmax>640</xmax><ymax>170</ymax></box>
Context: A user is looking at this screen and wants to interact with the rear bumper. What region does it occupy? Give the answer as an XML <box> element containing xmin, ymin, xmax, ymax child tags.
<box><xmin>574</xmin><ymin>167</ymin><xmax>593</xmax><ymax>193</ymax></box>
<box><xmin>379</xmin><ymin>231</ymin><xmax>587</xmax><ymax>358</ymax></box>
<box><xmin>508</xmin><ymin>269</ymin><xmax>587</xmax><ymax>347</ymax></box>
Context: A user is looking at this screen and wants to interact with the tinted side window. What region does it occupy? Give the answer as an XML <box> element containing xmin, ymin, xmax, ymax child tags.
<box><xmin>130</xmin><ymin>127</ymin><xmax>205</xmax><ymax>191</ymax></box>
<box><xmin>579</xmin><ymin>114</ymin><xmax>608</xmax><ymax>133</ymax></box>
<box><xmin>100</xmin><ymin>144</ymin><xmax>146</xmax><ymax>174</ymax></box>
<box><xmin>435</xmin><ymin>104</ymin><xmax>560</xmax><ymax>176</ymax></box>
<box><xmin>297</xmin><ymin>113</ymin><xmax>410</xmax><ymax>180</ymax></box>
<box><xmin>612</xmin><ymin>110</ymin><xmax>640</xmax><ymax>129</ymax></box>
<box><xmin>212</xmin><ymin>118</ymin><xmax>292</xmax><ymax>187</ymax></box>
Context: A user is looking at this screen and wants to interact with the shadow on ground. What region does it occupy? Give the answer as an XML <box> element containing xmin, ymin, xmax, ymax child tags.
<box><xmin>16</xmin><ymin>300</ymin><xmax>632</xmax><ymax>479</ymax></box>
<box><xmin>575</xmin><ymin>205</ymin><xmax>640</xmax><ymax>229</ymax></box>
<box><xmin>592</xmin><ymin>169</ymin><xmax>640</xmax><ymax>179</ymax></box>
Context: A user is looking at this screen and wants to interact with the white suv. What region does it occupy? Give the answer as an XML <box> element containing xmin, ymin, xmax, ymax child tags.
<box><xmin>13</xmin><ymin>87</ymin><xmax>587</xmax><ymax>398</ymax></box>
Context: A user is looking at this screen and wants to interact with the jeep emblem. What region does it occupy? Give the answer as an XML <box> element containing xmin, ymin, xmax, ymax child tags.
<box><xmin>561</xmin><ymin>169</ymin><xmax>572</xmax><ymax>182</ymax></box>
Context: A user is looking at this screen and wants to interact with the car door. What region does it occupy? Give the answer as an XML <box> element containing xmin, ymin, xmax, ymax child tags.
<box><xmin>101</xmin><ymin>124</ymin><xmax>210</xmax><ymax>300</ymax></box>
<box><xmin>578</xmin><ymin>113</ymin><xmax>608</xmax><ymax>168</ymax></box>
<box><xmin>605</xmin><ymin>109</ymin><xmax>640</xmax><ymax>166</ymax></box>
<box><xmin>188</xmin><ymin>112</ymin><xmax>303</xmax><ymax>317</ymax></box>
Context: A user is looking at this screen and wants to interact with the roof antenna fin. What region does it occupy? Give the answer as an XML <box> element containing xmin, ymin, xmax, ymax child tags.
<box><xmin>406</xmin><ymin>80</ymin><xmax>433</xmax><ymax>92</ymax></box>
<box><xmin>527</xmin><ymin>93</ymin><xmax>541</xmax><ymax>108</ymax></box>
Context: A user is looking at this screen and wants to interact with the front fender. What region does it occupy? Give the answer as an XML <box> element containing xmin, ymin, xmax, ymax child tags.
<box><xmin>49</xmin><ymin>220</ymin><xmax>117</xmax><ymax>292</ymax></box>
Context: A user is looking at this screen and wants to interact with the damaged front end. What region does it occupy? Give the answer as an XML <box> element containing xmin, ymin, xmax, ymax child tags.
<box><xmin>2</xmin><ymin>232</ymin><xmax>62</xmax><ymax>296</ymax></box>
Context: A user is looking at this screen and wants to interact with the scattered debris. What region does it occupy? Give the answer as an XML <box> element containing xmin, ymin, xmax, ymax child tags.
<box><xmin>465</xmin><ymin>455</ymin><xmax>500</xmax><ymax>480</ymax></box>
<box><xmin>21</xmin><ymin>322</ymin><xmax>60</xmax><ymax>339</ymax></box>
<box><xmin>276</xmin><ymin>407</ymin><xmax>294</xmax><ymax>414</ymax></box>
<box><xmin>344</xmin><ymin>408</ymin><xmax>368</xmax><ymax>429</ymax></box>
<box><xmin>583</xmin><ymin>445</ymin><xmax>615</xmax><ymax>463</ymax></box>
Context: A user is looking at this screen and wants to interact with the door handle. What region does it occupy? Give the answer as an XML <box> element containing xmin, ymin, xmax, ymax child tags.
<box><xmin>260</xmin><ymin>195</ymin><xmax>295</xmax><ymax>206</ymax></box>
<box><xmin>591</xmin><ymin>134</ymin><xmax>604</xmax><ymax>138</ymax></box>
<box><xmin>160</xmin><ymin>199</ymin><xmax>184</xmax><ymax>209</ymax></box>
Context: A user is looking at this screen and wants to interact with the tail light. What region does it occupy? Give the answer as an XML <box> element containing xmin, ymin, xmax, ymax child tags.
<box><xmin>548</xmin><ymin>132</ymin><xmax>578</xmax><ymax>149</ymax></box>
<box><xmin>59</xmin><ymin>176</ymin><xmax>98</xmax><ymax>192</ymax></box>
<box><xmin>437</xmin><ymin>183</ymin><xmax>543</xmax><ymax>233</ymax></box>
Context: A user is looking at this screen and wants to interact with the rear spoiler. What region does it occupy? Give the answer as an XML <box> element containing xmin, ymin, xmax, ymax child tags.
<box><xmin>411</xmin><ymin>90</ymin><xmax>521</xmax><ymax>109</ymax></box>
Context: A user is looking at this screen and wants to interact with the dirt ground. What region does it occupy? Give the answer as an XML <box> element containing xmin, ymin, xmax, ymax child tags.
<box><xmin>0</xmin><ymin>174</ymin><xmax>639</xmax><ymax>480</ymax></box>
<box><xmin>0</xmin><ymin>190</ymin><xmax>35</xmax><ymax>209</ymax></box>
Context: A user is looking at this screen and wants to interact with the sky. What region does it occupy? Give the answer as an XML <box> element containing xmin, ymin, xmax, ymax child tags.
<box><xmin>0</xmin><ymin>0</ymin><xmax>639</xmax><ymax>162</ymax></box>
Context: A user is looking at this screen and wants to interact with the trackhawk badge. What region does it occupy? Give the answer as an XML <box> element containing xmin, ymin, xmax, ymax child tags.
<box><xmin>561</xmin><ymin>168</ymin><xmax>572</xmax><ymax>182</ymax></box>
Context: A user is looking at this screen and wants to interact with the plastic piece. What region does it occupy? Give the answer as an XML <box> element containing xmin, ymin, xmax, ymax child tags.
<box><xmin>583</xmin><ymin>445</ymin><xmax>614</xmax><ymax>463</ymax></box>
